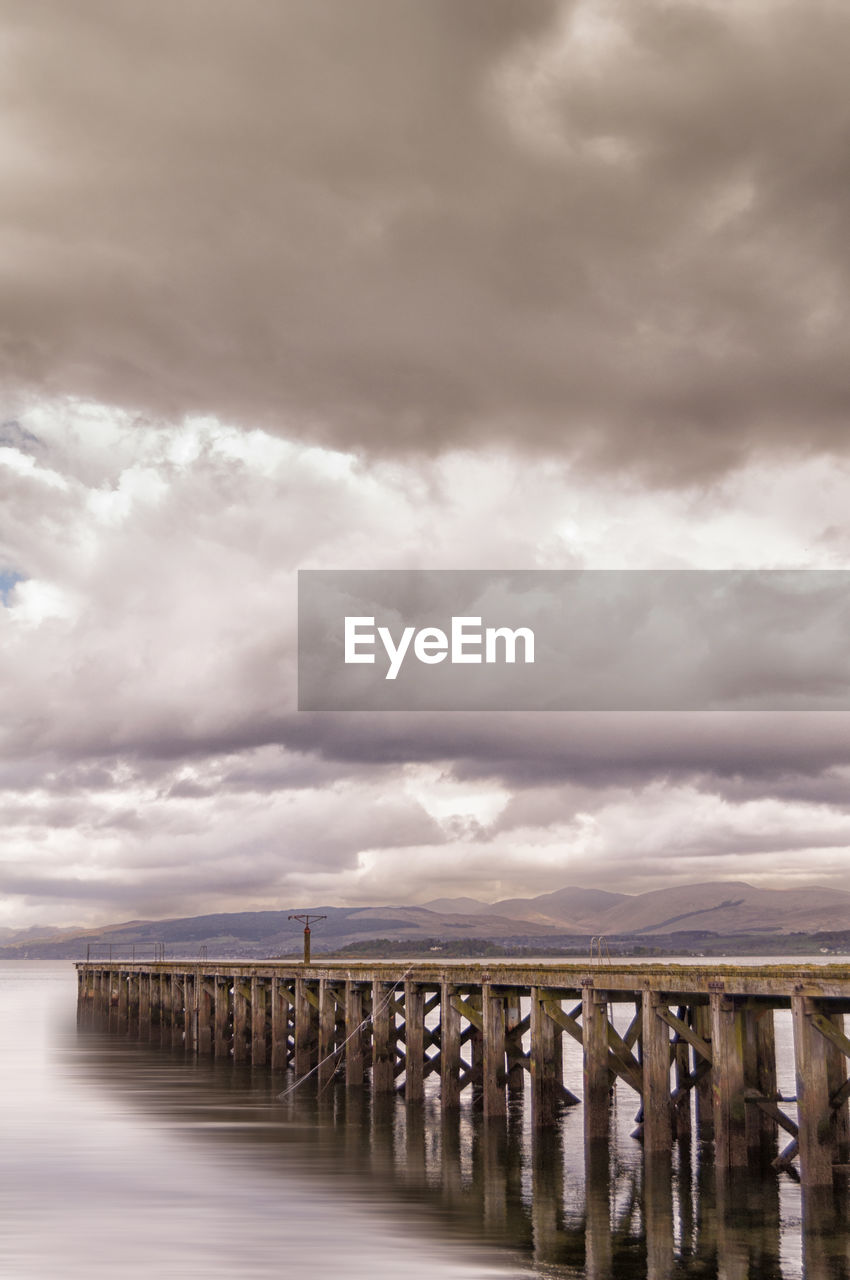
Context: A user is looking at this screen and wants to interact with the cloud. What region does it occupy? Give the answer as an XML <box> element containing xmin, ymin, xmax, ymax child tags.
<box><xmin>1</xmin><ymin>411</ymin><xmax>850</xmax><ymax>925</ymax></box>
<box><xmin>5</xmin><ymin>3</ymin><xmax>850</xmax><ymax>926</ymax></box>
<box><xmin>1</xmin><ymin>1</ymin><xmax>850</xmax><ymax>480</ymax></box>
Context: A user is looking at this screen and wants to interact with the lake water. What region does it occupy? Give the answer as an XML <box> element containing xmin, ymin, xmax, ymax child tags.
<box><xmin>2</xmin><ymin>960</ymin><xmax>849</xmax><ymax>1278</ymax></box>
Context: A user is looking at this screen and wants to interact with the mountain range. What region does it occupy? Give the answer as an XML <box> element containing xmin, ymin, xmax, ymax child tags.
<box><xmin>3</xmin><ymin>880</ymin><xmax>850</xmax><ymax>959</ymax></box>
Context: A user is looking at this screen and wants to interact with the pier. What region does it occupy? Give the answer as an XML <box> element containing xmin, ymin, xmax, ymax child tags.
<box><xmin>76</xmin><ymin>959</ymin><xmax>850</xmax><ymax>1188</ymax></box>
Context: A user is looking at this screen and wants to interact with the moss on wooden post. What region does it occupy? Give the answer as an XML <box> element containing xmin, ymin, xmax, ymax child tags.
<box><xmin>214</xmin><ymin>976</ymin><xmax>230</xmax><ymax>1057</ymax></box>
<box><xmin>372</xmin><ymin>980</ymin><xmax>395</xmax><ymax>1093</ymax></box>
<box><xmin>344</xmin><ymin>981</ymin><xmax>365</xmax><ymax>1087</ymax></box>
<box><xmin>197</xmin><ymin>976</ymin><xmax>213</xmax><ymax>1055</ymax></box>
<box><xmin>270</xmin><ymin>977</ymin><xmax>291</xmax><ymax>1070</ymax></box>
<box><xmin>482</xmin><ymin>984</ymin><xmax>507</xmax><ymax>1118</ymax></box>
<box><xmin>404</xmin><ymin>981</ymin><xmax>425</xmax><ymax>1104</ymax></box>
<box><xmin>710</xmin><ymin>991</ymin><xmax>747</xmax><ymax>1169</ymax></box>
<box><xmin>440</xmin><ymin>982</ymin><xmax>461</xmax><ymax>1111</ymax></box>
<box><xmin>642</xmin><ymin>992</ymin><xmax>672</xmax><ymax>1154</ymax></box>
<box><xmin>583</xmin><ymin>985</ymin><xmax>610</xmax><ymax>1147</ymax></box>
<box><xmin>792</xmin><ymin>994</ymin><xmax>835</xmax><ymax>1187</ymax></box>
<box><xmin>232</xmin><ymin>977</ymin><xmax>249</xmax><ymax>1062</ymax></box>
<box><xmin>530</xmin><ymin>986</ymin><xmax>558</xmax><ymax>1128</ymax></box>
<box><xmin>294</xmin><ymin>976</ymin><xmax>317</xmax><ymax>1075</ymax></box>
<box><xmin>692</xmin><ymin>1002</ymin><xmax>714</xmax><ymax>1141</ymax></box>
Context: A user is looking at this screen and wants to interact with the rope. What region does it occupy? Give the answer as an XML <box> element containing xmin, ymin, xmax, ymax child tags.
<box><xmin>276</xmin><ymin>968</ymin><xmax>414</xmax><ymax>1101</ymax></box>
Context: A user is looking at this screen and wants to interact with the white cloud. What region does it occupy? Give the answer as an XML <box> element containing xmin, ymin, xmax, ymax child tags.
<box><xmin>1</xmin><ymin>406</ymin><xmax>850</xmax><ymax>924</ymax></box>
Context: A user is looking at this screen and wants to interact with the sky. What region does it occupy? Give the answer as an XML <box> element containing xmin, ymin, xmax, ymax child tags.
<box><xmin>2</xmin><ymin>0</ymin><xmax>850</xmax><ymax>928</ymax></box>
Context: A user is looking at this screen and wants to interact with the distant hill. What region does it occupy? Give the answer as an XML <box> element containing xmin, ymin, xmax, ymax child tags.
<box><xmin>593</xmin><ymin>881</ymin><xmax>850</xmax><ymax>936</ymax></box>
<box><xmin>0</xmin><ymin>903</ymin><xmax>566</xmax><ymax>959</ymax></box>
<box><xmin>420</xmin><ymin>896</ymin><xmax>491</xmax><ymax>915</ymax></box>
<box><xmin>417</xmin><ymin>881</ymin><xmax>850</xmax><ymax>936</ymax></box>
<box><xmin>485</xmin><ymin>886</ymin><xmax>630</xmax><ymax>930</ymax></box>
<box><xmin>4</xmin><ymin>880</ymin><xmax>850</xmax><ymax>959</ymax></box>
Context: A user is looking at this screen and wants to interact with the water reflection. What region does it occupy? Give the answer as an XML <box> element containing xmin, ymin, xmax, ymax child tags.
<box><xmin>70</xmin><ymin>1017</ymin><xmax>850</xmax><ymax>1279</ymax></box>
<box><xmin>8</xmin><ymin>965</ymin><xmax>850</xmax><ymax>1279</ymax></box>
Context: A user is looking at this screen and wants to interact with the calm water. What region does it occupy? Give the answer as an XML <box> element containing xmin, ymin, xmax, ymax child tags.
<box><xmin>2</xmin><ymin>961</ymin><xmax>849</xmax><ymax>1278</ymax></box>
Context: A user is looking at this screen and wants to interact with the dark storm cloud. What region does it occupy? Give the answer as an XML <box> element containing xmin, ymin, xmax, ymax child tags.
<box><xmin>283</xmin><ymin>710</ymin><xmax>850</xmax><ymax>792</ymax></box>
<box><xmin>2</xmin><ymin>0</ymin><xmax>850</xmax><ymax>479</ymax></box>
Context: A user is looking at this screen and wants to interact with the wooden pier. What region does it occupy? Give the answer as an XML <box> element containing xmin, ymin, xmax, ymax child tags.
<box><xmin>75</xmin><ymin>959</ymin><xmax>850</xmax><ymax>1187</ymax></box>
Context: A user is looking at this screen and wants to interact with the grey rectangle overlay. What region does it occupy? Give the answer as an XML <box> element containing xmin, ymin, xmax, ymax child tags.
<box><xmin>298</xmin><ymin>570</ymin><xmax>850</xmax><ymax>711</ymax></box>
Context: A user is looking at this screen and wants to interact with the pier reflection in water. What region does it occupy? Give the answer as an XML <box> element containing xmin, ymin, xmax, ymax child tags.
<box><xmin>72</xmin><ymin>1017</ymin><xmax>850</xmax><ymax>1280</ymax></box>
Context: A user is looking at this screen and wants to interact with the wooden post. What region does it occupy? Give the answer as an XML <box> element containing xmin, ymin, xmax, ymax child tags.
<box><xmin>183</xmin><ymin>972</ymin><xmax>196</xmax><ymax>1053</ymax></box>
<box><xmin>530</xmin><ymin>986</ymin><xmax>558</xmax><ymax>1128</ymax></box>
<box><xmin>823</xmin><ymin>1011</ymin><xmax>850</xmax><ymax>1163</ymax></box>
<box><xmin>642</xmin><ymin>992</ymin><xmax>672</xmax><ymax>1153</ymax></box>
<box><xmin>404</xmin><ymin>981</ymin><xmax>425</xmax><ymax>1104</ymax></box>
<box><xmin>467</xmin><ymin>989</ymin><xmax>484</xmax><ymax>1104</ymax></box>
<box><xmin>139</xmin><ymin>971</ymin><xmax>151</xmax><ymax>1038</ymax></box>
<box><xmin>505</xmin><ymin>995</ymin><xmax>525</xmax><ymax>1095</ymax></box>
<box><xmin>482</xmin><ymin>984</ymin><xmax>507</xmax><ymax>1118</ymax></box>
<box><xmin>117</xmin><ymin>970</ymin><xmax>129</xmax><ymax>1031</ymax></box>
<box><xmin>583</xmin><ymin>985</ymin><xmax>610</xmax><ymax>1146</ymax></box>
<box><xmin>160</xmin><ymin>970</ymin><xmax>172</xmax><ymax>1041</ymax></box>
<box><xmin>214</xmin><ymin>976</ymin><xmax>230</xmax><ymax>1057</ymax></box>
<box><xmin>130</xmin><ymin>971</ymin><xmax>142</xmax><ymax>1034</ymax></box>
<box><xmin>171</xmin><ymin>974</ymin><xmax>183</xmax><ymax>1049</ymax></box>
<box><xmin>160</xmin><ymin>972</ymin><xmax>170</xmax><ymax>1038</ymax></box>
<box><xmin>294</xmin><ymin>976</ymin><xmax>317</xmax><ymax>1075</ymax></box>
<box><xmin>76</xmin><ymin>968</ymin><xmax>89</xmax><ymax>1024</ymax></box>
<box><xmin>318</xmin><ymin>979</ymin><xmax>337</xmax><ymax>1086</ymax></box>
<box><xmin>104</xmin><ymin>968</ymin><xmax>114</xmax><ymax>1022</ymax></box>
<box><xmin>149</xmin><ymin>973</ymin><xmax>160</xmax><ymax>1036</ymax></box>
<box><xmin>440</xmin><ymin>982</ymin><xmax>461</xmax><ymax>1111</ymax></box>
<box><xmin>91</xmin><ymin>967</ymin><xmax>100</xmax><ymax>1020</ymax></box>
<box><xmin>107</xmin><ymin>970</ymin><xmax>118</xmax><ymax>1029</ymax></box>
<box><xmin>105</xmin><ymin>969</ymin><xmax>114</xmax><ymax>1023</ymax></box>
<box><xmin>692</xmin><ymin>1002</ymin><xmax>714</xmax><ymax>1140</ymax></box>
<box><xmin>270</xmin><ymin>978</ymin><xmax>290</xmax><ymax>1070</ymax></box>
<box><xmin>197</xmin><ymin>976</ymin><xmax>213</xmax><ymax>1054</ymax></box>
<box><xmin>156</xmin><ymin>972</ymin><xmax>168</xmax><ymax>1038</ymax></box>
<box><xmin>150</xmin><ymin>972</ymin><xmax>163</xmax><ymax>1040</ymax></box>
<box><xmin>792</xmin><ymin>994</ymin><xmax>835</xmax><ymax>1186</ymax></box>
<box><xmin>232</xmin><ymin>978</ymin><xmax>249</xmax><ymax>1061</ymax></box>
<box><xmin>372</xmin><ymin>980</ymin><xmax>395</xmax><ymax>1093</ymax></box>
<box><xmin>744</xmin><ymin>1004</ymin><xmax>777</xmax><ymax>1157</ymax></box>
<box><xmin>710</xmin><ymin>991</ymin><xmax>747</xmax><ymax>1169</ymax></box>
<box><xmin>345</xmin><ymin>981</ymin><xmax>365</xmax><ymax>1087</ymax></box>
<box><xmin>673</xmin><ymin>1005</ymin><xmax>691</xmax><ymax>1141</ymax></box>
<box><xmin>127</xmin><ymin>971</ymin><xmax>139</xmax><ymax>1033</ymax></box>
<box><xmin>251</xmin><ymin>977</ymin><xmax>267</xmax><ymax>1065</ymax></box>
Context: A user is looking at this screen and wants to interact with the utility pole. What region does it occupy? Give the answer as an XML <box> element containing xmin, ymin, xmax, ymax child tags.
<box><xmin>288</xmin><ymin>913</ymin><xmax>326</xmax><ymax>965</ymax></box>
